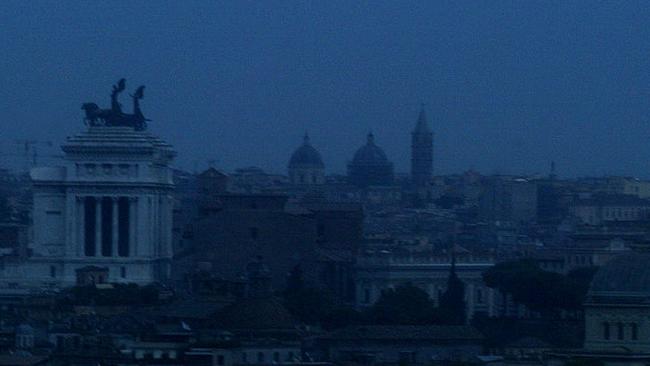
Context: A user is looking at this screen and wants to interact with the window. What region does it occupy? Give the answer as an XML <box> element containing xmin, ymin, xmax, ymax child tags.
<box><xmin>632</xmin><ymin>323</ymin><xmax>638</xmax><ymax>340</ymax></box>
<box><xmin>102</xmin><ymin>164</ymin><xmax>113</xmax><ymax>175</ymax></box>
<box><xmin>217</xmin><ymin>355</ymin><xmax>225</xmax><ymax>365</ymax></box>
<box><xmin>399</xmin><ymin>352</ymin><xmax>416</xmax><ymax>364</ymax></box>
<box><xmin>287</xmin><ymin>352</ymin><xmax>295</xmax><ymax>362</ymax></box>
<box><xmin>476</xmin><ymin>288</ymin><xmax>483</xmax><ymax>304</ymax></box>
<box><xmin>273</xmin><ymin>352</ymin><xmax>280</xmax><ymax>363</ymax></box>
<box><xmin>50</xmin><ymin>266</ymin><xmax>56</xmax><ymax>278</ymax></box>
<box><xmin>603</xmin><ymin>322</ymin><xmax>610</xmax><ymax>340</ymax></box>
<box><xmin>618</xmin><ymin>322</ymin><xmax>625</xmax><ymax>340</ymax></box>
<box><xmin>242</xmin><ymin>353</ymin><xmax>248</xmax><ymax>364</ymax></box>
<box><xmin>120</xmin><ymin>266</ymin><xmax>126</xmax><ymax>278</ymax></box>
<box><xmin>257</xmin><ymin>352</ymin><xmax>265</xmax><ymax>364</ymax></box>
<box><xmin>363</xmin><ymin>289</ymin><xmax>371</xmax><ymax>304</ymax></box>
<box><xmin>250</xmin><ymin>227</ymin><xmax>259</xmax><ymax>240</ymax></box>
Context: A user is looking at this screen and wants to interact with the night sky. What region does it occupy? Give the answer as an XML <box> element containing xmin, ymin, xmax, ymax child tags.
<box><xmin>2</xmin><ymin>1</ymin><xmax>650</xmax><ymax>177</ymax></box>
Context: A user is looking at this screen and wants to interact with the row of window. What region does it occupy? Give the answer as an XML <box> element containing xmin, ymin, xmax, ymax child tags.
<box><xmin>602</xmin><ymin>322</ymin><xmax>638</xmax><ymax>341</ymax></box>
<box><xmin>77</xmin><ymin>163</ymin><xmax>138</xmax><ymax>177</ymax></box>
<box><xmin>239</xmin><ymin>351</ymin><xmax>297</xmax><ymax>364</ymax></box>
<box><xmin>603</xmin><ymin>207</ymin><xmax>645</xmax><ymax>220</ymax></box>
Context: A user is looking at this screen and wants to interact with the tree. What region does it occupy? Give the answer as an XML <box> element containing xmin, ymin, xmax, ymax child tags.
<box><xmin>367</xmin><ymin>283</ymin><xmax>437</xmax><ymax>325</ymax></box>
<box><xmin>438</xmin><ymin>257</ymin><xmax>466</xmax><ymax>325</ymax></box>
<box><xmin>483</xmin><ymin>260</ymin><xmax>599</xmax><ymax>316</ymax></box>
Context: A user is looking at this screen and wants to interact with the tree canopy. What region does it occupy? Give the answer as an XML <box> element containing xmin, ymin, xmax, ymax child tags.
<box><xmin>367</xmin><ymin>283</ymin><xmax>438</xmax><ymax>325</ymax></box>
<box><xmin>438</xmin><ymin>261</ymin><xmax>466</xmax><ymax>325</ymax></box>
<box><xmin>483</xmin><ymin>260</ymin><xmax>598</xmax><ymax>314</ymax></box>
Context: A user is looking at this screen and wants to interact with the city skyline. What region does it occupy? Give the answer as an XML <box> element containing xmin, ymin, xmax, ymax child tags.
<box><xmin>2</xmin><ymin>2</ymin><xmax>650</xmax><ymax>177</ymax></box>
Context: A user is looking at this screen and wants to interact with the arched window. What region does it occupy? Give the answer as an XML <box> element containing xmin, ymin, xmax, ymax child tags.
<box><xmin>603</xmin><ymin>322</ymin><xmax>610</xmax><ymax>340</ymax></box>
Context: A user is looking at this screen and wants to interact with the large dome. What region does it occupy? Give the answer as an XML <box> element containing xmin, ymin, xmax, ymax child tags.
<box><xmin>588</xmin><ymin>252</ymin><xmax>650</xmax><ymax>304</ymax></box>
<box><xmin>288</xmin><ymin>134</ymin><xmax>324</xmax><ymax>168</ymax></box>
<box><xmin>351</xmin><ymin>133</ymin><xmax>390</xmax><ymax>166</ymax></box>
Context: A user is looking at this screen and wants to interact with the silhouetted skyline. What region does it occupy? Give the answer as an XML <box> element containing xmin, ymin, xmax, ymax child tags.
<box><xmin>2</xmin><ymin>1</ymin><xmax>650</xmax><ymax>177</ymax></box>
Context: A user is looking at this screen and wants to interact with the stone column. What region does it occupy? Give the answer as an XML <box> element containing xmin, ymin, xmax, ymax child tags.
<box><xmin>95</xmin><ymin>197</ymin><xmax>102</xmax><ymax>257</ymax></box>
<box><xmin>112</xmin><ymin>197</ymin><xmax>119</xmax><ymax>257</ymax></box>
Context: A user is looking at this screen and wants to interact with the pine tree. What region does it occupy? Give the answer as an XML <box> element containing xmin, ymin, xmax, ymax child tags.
<box><xmin>439</xmin><ymin>253</ymin><xmax>466</xmax><ymax>325</ymax></box>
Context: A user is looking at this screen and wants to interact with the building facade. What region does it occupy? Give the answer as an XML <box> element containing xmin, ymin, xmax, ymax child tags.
<box><xmin>2</xmin><ymin>125</ymin><xmax>176</xmax><ymax>288</ymax></box>
<box><xmin>547</xmin><ymin>252</ymin><xmax>650</xmax><ymax>365</ymax></box>
<box><xmin>354</xmin><ymin>250</ymin><xmax>499</xmax><ymax>319</ymax></box>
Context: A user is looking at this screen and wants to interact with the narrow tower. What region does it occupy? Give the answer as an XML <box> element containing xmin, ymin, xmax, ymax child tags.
<box><xmin>411</xmin><ymin>104</ymin><xmax>433</xmax><ymax>189</ymax></box>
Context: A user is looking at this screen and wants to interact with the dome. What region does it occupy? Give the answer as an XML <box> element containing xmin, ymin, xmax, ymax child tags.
<box><xmin>588</xmin><ymin>252</ymin><xmax>650</xmax><ymax>304</ymax></box>
<box><xmin>289</xmin><ymin>134</ymin><xmax>324</xmax><ymax>168</ymax></box>
<box><xmin>351</xmin><ymin>133</ymin><xmax>390</xmax><ymax>166</ymax></box>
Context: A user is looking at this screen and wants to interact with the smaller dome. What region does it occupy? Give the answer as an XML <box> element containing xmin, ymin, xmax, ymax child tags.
<box><xmin>588</xmin><ymin>252</ymin><xmax>650</xmax><ymax>304</ymax></box>
<box><xmin>351</xmin><ymin>133</ymin><xmax>390</xmax><ymax>166</ymax></box>
<box><xmin>289</xmin><ymin>134</ymin><xmax>324</xmax><ymax>168</ymax></box>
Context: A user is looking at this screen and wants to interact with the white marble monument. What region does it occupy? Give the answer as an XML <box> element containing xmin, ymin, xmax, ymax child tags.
<box><xmin>0</xmin><ymin>80</ymin><xmax>176</xmax><ymax>289</ymax></box>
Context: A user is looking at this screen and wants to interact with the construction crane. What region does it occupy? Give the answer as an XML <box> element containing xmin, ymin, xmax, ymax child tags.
<box><xmin>12</xmin><ymin>140</ymin><xmax>54</xmax><ymax>172</ymax></box>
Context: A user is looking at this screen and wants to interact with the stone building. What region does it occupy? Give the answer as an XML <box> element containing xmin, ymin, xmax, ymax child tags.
<box><xmin>0</xmin><ymin>123</ymin><xmax>176</xmax><ymax>289</ymax></box>
<box><xmin>354</xmin><ymin>249</ymin><xmax>499</xmax><ymax>319</ymax></box>
<box><xmin>190</xmin><ymin>194</ymin><xmax>320</xmax><ymax>289</ymax></box>
<box><xmin>569</xmin><ymin>193</ymin><xmax>650</xmax><ymax>226</ymax></box>
<box><xmin>479</xmin><ymin>176</ymin><xmax>538</xmax><ymax>225</ymax></box>
<box><xmin>547</xmin><ymin>252</ymin><xmax>650</xmax><ymax>365</ymax></box>
<box><xmin>347</xmin><ymin>133</ymin><xmax>394</xmax><ymax>188</ymax></box>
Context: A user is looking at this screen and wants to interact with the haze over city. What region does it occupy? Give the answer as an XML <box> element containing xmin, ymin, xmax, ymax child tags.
<box><xmin>2</xmin><ymin>1</ymin><xmax>650</xmax><ymax>176</ymax></box>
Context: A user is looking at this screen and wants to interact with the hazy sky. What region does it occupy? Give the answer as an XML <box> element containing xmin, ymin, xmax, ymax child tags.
<box><xmin>2</xmin><ymin>1</ymin><xmax>650</xmax><ymax>177</ymax></box>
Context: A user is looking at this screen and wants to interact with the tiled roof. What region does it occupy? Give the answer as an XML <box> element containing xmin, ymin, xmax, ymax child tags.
<box><xmin>321</xmin><ymin>325</ymin><xmax>483</xmax><ymax>341</ymax></box>
<box><xmin>214</xmin><ymin>297</ymin><xmax>296</xmax><ymax>331</ymax></box>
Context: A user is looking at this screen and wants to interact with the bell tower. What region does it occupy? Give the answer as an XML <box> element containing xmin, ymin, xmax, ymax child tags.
<box><xmin>411</xmin><ymin>104</ymin><xmax>433</xmax><ymax>191</ymax></box>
